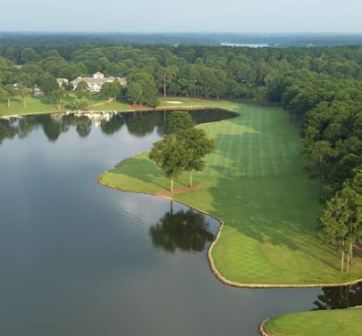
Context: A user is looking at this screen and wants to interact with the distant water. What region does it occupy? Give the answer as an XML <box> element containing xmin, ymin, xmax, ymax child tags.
<box><xmin>3</xmin><ymin>32</ymin><xmax>362</xmax><ymax>47</ymax></box>
<box><xmin>220</xmin><ymin>42</ymin><xmax>269</xmax><ymax>48</ymax></box>
<box><xmin>0</xmin><ymin>109</ymin><xmax>360</xmax><ymax>336</ymax></box>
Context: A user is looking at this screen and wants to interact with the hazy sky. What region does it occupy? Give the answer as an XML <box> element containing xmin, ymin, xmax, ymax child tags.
<box><xmin>2</xmin><ymin>0</ymin><xmax>362</xmax><ymax>33</ymax></box>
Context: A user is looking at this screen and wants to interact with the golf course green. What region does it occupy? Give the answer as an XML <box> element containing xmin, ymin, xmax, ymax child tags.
<box><xmin>99</xmin><ymin>100</ymin><xmax>362</xmax><ymax>286</ymax></box>
<box><xmin>262</xmin><ymin>307</ymin><xmax>362</xmax><ymax>336</ymax></box>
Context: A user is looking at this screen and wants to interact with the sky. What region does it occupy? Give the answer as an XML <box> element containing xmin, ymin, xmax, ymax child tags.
<box><xmin>1</xmin><ymin>0</ymin><xmax>362</xmax><ymax>33</ymax></box>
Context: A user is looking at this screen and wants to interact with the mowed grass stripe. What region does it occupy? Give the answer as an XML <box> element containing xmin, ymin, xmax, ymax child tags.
<box><xmin>100</xmin><ymin>102</ymin><xmax>362</xmax><ymax>285</ymax></box>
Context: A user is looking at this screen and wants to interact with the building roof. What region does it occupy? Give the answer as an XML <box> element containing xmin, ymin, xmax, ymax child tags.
<box><xmin>71</xmin><ymin>76</ymin><xmax>127</xmax><ymax>86</ymax></box>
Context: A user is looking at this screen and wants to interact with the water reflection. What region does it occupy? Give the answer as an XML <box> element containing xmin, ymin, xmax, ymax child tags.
<box><xmin>315</xmin><ymin>282</ymin><xmax>362</xmax><ymax>310</ymax></box>
<box><xmin>100</xmin><ymin>115</ymin><xmax>124</xmax><ymax>135</ymax></box>
<box><xmin>0</xmin><ymin>109</ymin><xmax>237</xmax><ymax>144</ymax></box>
<box><xmin>150</xmin><ymin>203</ymin><xmax>215</xmax><ymax>253</ymax></box>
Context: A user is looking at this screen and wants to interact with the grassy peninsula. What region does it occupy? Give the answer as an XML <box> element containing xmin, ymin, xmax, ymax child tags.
<box><xmin>99</xmin><ymin>100</ymin><xmax>362</xmax><ymax>286</ymax></box>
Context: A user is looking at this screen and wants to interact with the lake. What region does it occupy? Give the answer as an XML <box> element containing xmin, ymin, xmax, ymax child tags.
<box><xmin>0</xmin><ymin>110</ymin><xmax>360</xmax><ymax>336</ymax></box>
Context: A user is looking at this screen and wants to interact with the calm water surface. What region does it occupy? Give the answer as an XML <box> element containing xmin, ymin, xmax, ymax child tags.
<box><xmin>0</xmin><ymin>110</ymin><xmax>361</xmax><ymax>336</ymax></box>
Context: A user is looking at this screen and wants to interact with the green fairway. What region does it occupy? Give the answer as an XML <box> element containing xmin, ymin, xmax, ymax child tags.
<box><xmin>263</xmin><ymin>307</ymin><xmax>362</xmax><ymax>336</ymax></box>
<box><xmin>99</xmin><ymin>101</ymin><xmax>362</xmax><ymax>285</ymax></box>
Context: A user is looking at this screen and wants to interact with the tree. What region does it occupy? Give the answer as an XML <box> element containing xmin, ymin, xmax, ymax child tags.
<box><xmin>20</xmin><ymin>48</ymin><xmax>39</xmax><ymax>64</ymax></box>
<box><xmin>179</xmin><ymin>127</ymin><xmax>215</xmax><ymax>187</ymax></box>
<box><xmin>320</xmin><ymin>173</ymin><xmax>362</xmax><ymax>272</ymax></box>
<box><xmin>49</xmin><ymin>89</ymin><xmax>67</xmax><ymax>110</ymax></box>
<box><xmin>126</xmin><ymin>71</ymin><xmax>159</xmax><ymax>107</ymax></box>
<box><xmin>74</xmin><ymin>81</ymin><xmax>90</xmax><ymax>99</ymax></box>
<box><xmin>4</xmin><ymin>85</ymin><xmax>16</xmax><ymax>108</ymax></box>
<box><xmin>100</xmin><ymin>80</ymin><xmax>122</xmax><ymax>102</ymax></box>
<box><xmin>164</xmin><ymin>111</ymin><xmax>194</xmax><ymax>135</ymax></box>
<box><xmin>159</xmin><ymin>65</ymin><xmax>178</xmax><ymax>97</ymax></box>
<box><xmin>0</xmin><ymin>85</ymin><xmax>6</xmax><ymax>108</ymax></box>
<box><xmin>38</xmin><ymin>73</ymin><xmax>58</xmax><ymax>96</ymax></box>
<box><xmin>127</xmin><ymin>82</ymin><xmax>143</xmax><ymax>105</ymax></box>
<box><xmin>149</xmin><ymin>134</ymin><xmax>188</xmax><ymax>193</ymax></box>
<box><xmin>64</xmin><ymin>99</ymin><xmax>89</xmax><ymax>111</ymax></box>
<box><xmin>304</xmin><ymin>140</ymin><xmax>335</xmax><ymax>199</ymax></box>
<box><xmin>17</xmin><ymin>83</ymin><xmax>31</xmax><ymax>107</ymax></box>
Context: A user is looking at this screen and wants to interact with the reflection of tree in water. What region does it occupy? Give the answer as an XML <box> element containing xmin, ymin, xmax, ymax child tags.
<box><xmin>74</xmin><ymin>116</ymin><xmax>92</xmax><ymax>138</ymax></box>
<box><xmin>0</xmin><ymin>119</ymin><xmax>17</xmax><ymax>144</ymax></box>
<box><xmin>150</xmin><ymin>205</ymin><xmax>215</xmax><ymax>253</ymax></box>
<box><xmin>100</xmin><ymin>115</ymin><xmax>124</xmax><ymax>135</ymax></box>
<box><xmin>40</xmin><ymin>115</ymin><xmax>65</xmax><ymax>142</ymax></box>
<box><xmin>124</xmin><ymin>111</ymin><xmax>163</xmax><ymax>137</ymax></box>
<box><xmin>314</xmin><ymin>282</ymin><xmax>362</xmax><ymax>310</ymax></box>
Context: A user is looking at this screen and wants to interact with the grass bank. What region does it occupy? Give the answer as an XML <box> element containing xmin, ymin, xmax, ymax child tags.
<box><xmin>99</xmin><ymin>100</ymin><xmax>362</xmax><ymax>286</ymax></box>
<box><xmin>261</xmin><ymin>307</ymin><xmax>362</xmax><ymax>336</ymax></box>
<box><xmin>0</xmin><ymin>95</ymin><xmax>233</xmax><ymax>117</ymax></box>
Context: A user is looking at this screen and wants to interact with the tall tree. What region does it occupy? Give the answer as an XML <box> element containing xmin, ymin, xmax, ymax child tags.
<box><xmin>38</xmin><ymin>73</ymin><xmax>58</xmax><ymax>96</ymax></box>
<box><xmin>100</xmin><ymin>80</ymin><xmax>122</xmax><ymax>102</ymax></box>
<box><xmin>149</xmin><ymin>134</ymin><xmax>188</xmax><ymax>193</ymax></box>
<box><xmin>17</xmin><ymin>83</ymin><xmax>31</xmax><ymax>107</ymax></box>
<box><xmin>179</xmin><ymin>127</ymin><xmax>215</xmax><ymax>187</ymax></box>
<box><xmin>49</xmin><ymin>89</ymin><xmax>67</xmax><ymax>110</ymax></box>
<box><xmin>159</xmin><ymin>65</ymin><xmax>178</xmax><ymax>97</ymax></box>
<box><xmin>4</xmin><ymin>85</ymin><xmax>16</xmax><ymax>108</ymax></box>
<box><xmin>0</xmin><ymin>85</ymin><xmax>6</xmax><ymax>108</ymax></box>
<box><xmin>127</xmin><ymin>82</ymin><xmax>143</xmax><ymax>105</ymax></box>
<box><xmin>74</xmin><ymin>81</ymin><xmax>90</xmax><ymax>99</ymax></box>
<box><xmin>164</xmin><ymin>111</ymin><xmax>193</xmax><ymax>135</ymax></box>
<box><xmin>304</xmin><ymin>140</ymin><xmax>335</xmax><ymax>199</ymax></box>
<box><xmin>320</xmin><ymin>173</ymin><xmax>362</xmax><ymax>272</ymax></box>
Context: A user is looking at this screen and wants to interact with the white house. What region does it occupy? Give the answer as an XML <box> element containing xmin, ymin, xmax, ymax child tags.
<box><xmin>69</xmin><ymin>72</ymin><xmax>127</xmax><ymax>93</ymax></box>
<box><xmin>56</xmin><ymin>78</ymin><xmax>69</xmax><ymax>87</ymax></box>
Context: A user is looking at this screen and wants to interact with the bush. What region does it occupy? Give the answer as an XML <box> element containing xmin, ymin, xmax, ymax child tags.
<box><xmin>65</xmin><ymin>99</ymin><xmax>89</xmax><ymax>111</ymax></box>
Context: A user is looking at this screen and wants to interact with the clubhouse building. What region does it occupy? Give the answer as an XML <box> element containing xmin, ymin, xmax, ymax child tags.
<box><xmin>57</xmin><ymin>72</ymin><xmax>127</xmax><ymax>93</ymax></box>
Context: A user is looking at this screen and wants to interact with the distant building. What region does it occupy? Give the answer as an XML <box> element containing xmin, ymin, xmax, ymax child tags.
<box><xmin>56</xmin><ymin>78</ymin><xmax>69</xmax><ymax>87</ymax></box>
<box><xmin>33</xmin><ymin>85</ymin><xmax>44</xmax><ymax>97</ymax></box>
<box><xmin>68</xmin><ymin>72</ymin><xmax>127</xmax><ymax>93</ymax></box>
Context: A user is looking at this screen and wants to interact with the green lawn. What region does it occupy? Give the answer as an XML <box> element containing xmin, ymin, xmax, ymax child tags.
<box><xmin>99</xmin><ymin>101</ymin><xmax>362</xmax><ymax>285</ymax></box>
<box><xmin>0</xmin><ymin>95</ymin><xmax>234</xmax><ymax>117</ymax></box>
<box><xmin>0</xmin><ymin>96</ymin><xmax>61</xmax><ymax>116</ymax></box>
<box><xmin>263</xmin><ymin>307</ymin><xmax>362</xmax><ymax>336</ymax></box>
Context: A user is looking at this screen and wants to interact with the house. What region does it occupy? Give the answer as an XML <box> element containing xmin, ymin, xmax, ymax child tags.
<box><xmin>57</xmin><ymin>78</ymin><xmax>69</xmax><ymax>87</ymax></box>
<box><xmin>33</xmin><ymin>85</ymin><xmax>44</xmax><ymax>97</ymax></box>
<box><xmin>69</xmin><ymin>72</ymin><xmax>127</xmax><ymax>93</ymax></box>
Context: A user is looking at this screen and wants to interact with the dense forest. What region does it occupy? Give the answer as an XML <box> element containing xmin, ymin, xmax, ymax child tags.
<box><xmin>0</xmin><ymin>42</ymin><xmax>361</xmax><ymax>223</ymax></box>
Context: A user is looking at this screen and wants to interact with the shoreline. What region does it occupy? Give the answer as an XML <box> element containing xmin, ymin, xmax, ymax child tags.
<box><xmin>97</xmin><ymin>173</ymin><xmax>362</xmax><ymax>289</ymax></box>
<box><xmin>0</xmin><ymin>105</ymin><xmax>213</xmax><ymax>119</ymax></box>
<box><xmin>0</xmin><ymin>97</ymin><xmax>237</xmax><ymax>119</ymax></box>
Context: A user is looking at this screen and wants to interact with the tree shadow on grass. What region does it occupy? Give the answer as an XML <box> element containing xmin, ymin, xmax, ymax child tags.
<box><xmin>111</xmin><ymin>156</ymin><xmax>170</xmax><ymax>191</ymax></box>
<box><xmin>207</xmin><ymin>172</ymin><xmax>342</xmax><ymax>272</ymax></box>
<box><xmin>203</xmin><ymin>128</ymin><xmax>344</xmax><ymax>272</ymax></box>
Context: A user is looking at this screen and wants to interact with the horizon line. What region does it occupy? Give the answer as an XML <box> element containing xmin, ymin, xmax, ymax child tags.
<box><xmin>1</xmin><ymin>31</ymin><xmax>362</xmax><ymax>35</ymax></box>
